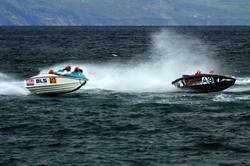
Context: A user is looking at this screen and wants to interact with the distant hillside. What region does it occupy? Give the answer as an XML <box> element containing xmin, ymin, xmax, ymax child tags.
<box><xmin>0</xmin><ymin>0</ymin><xmax>250</xmax><ymax>25</ymax></box>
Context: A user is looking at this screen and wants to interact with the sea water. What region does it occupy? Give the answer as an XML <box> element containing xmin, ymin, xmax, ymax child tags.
<box><xmin>0</xmin><ymin>26</ymin><xmax>250</xmax><ymax>165</ymax></box>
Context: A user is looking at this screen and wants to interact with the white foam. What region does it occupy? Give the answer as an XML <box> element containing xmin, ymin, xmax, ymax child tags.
<box><xmin>236</xmin><ymin>95</ymin><xmax>250</xmax><ymax>100</ymax></box>
<box><xmin>224</xmin><ymin>77</ymin><xmax>250</xmax><ymax>92</ymax></box>
<box><xmin>236</xmin><ymin>77</ymin><xmax>250</xmax><ymax>85</ymax></box>
<box><xmin>213</xmin><ymin>94</ymin><xmax>235</xmax><ymax>102</ymax></box>
<box><xmin>225</xmin><ymin>86</ymin><xmax>250</xmax><ymax>93</ymax></box>
<box><xmin>213</xmin><ymin>93</ymin><xmax>250</xmax><ymax>102</ymax></box>
<box><xmin>0</xmin><ymin>73</ymin><xmax>29</xmax><ymax>96</ymax></box>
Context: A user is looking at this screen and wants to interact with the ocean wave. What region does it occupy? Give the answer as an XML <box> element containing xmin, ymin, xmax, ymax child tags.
<box><xmin>213</xmin><ymin>94</ymin><xmax>250</xmax><ymax>102</ymax></box>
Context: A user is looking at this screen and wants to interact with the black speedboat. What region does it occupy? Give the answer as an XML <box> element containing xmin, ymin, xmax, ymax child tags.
<box><xmin>172</xmin><ymin>74</ymin><xmax>236</xmax><ymax>93</ymax></box>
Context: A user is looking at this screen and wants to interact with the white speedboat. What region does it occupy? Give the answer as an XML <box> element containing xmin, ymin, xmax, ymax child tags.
<box><xmin>25</xmin><ymin>74</ymin><xmax>87</xmax><ymax>95</ymax></box>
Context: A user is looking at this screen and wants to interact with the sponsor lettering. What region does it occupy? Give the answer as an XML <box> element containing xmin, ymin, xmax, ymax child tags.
<box><xmin>26</xmin><ymin>79</ymin><xmax>34</xmax><ymax>86</ymax></box>
<box><xmin>36</xmin><ymin>78</ymin><xmax>47</xmax><ymax>84</ymax></box>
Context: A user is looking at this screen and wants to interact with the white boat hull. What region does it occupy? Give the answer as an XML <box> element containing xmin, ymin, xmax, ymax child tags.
<box><xmin>25</xmin><ymin>74</ymin><xmax>87</xmax><ymax>95</ymax></box>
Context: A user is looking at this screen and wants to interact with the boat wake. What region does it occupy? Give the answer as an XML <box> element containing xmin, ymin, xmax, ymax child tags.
<box><xmin>236</xmin><ymin>77</ymin><xmax>250</xmax><ymax>85</ymax></box>
<box><xmin>214</xmin><ymin>77</ymin><xmax>250</xmax><ymax>102</ymax></box>
<box><xmin>225</xmin><ymin>77</ymin><xmax>250</xmax><ymax>93</ymax></box>
<box><xmin>0</xmin><ymin>73</ymin><xmax>29</xmax><ymax>96</ymax></box>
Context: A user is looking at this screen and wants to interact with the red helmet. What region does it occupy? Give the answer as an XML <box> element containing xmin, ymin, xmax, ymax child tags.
<box><xmin>195</xmin><ymin>70</ymin><xmax>201</xmax><ymax>75</ymax></box>
<box><xmin>75</xmin><ymin>67</ymin><xmax>79</xmax><ymax>71</ymax></box>
<box><xmin>64</xmin><ymin>66</ymin><xmax>71</xmax><ymax>71</ymax></box>
<box><xmin>75</xmin><ymin>67</ymin><xmax>82</xmax><ymax>72</ymax></box>
<box><xmin>48</xmin><ymin>70</ymin><xmax>54</xmax><ymax>74</ymax></box>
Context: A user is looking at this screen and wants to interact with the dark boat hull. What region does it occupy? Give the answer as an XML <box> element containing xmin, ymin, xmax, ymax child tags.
<box><xmin>172</xmin><ymin>74</ymin><xmax>236</xmax><ymax>93</ymax></box>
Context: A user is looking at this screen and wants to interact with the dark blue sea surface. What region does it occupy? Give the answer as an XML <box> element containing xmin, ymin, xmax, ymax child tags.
<box><xmin>0</xmin><ymin>26</ymin><xmax>250</xmax><ymax>165</ymax></box>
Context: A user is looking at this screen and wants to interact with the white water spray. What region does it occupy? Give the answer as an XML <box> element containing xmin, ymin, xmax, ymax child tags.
<box><xmin>43</xmin><ymin>30</ymin><xmax>219</xmax><ymax>92</ymax></box>
<box><xmin>0</xmin><ymin>73</ymin><xmax>29</xmax><ymax>95</ymax></box>
<box><xmin>84</xmin><ymin>30</ymin><xmax>219</xmax><ymax>92</ymax></box>
<box><xmin>224</xmin><ymin>77</ymin><xmax>250</xmax><ymax>93</ymax></box>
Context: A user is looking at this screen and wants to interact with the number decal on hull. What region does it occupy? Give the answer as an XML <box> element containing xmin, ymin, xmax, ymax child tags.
<box><xmin>202</xmin><ymin>77</ymin><xmax>214</xmax><ymax>84</ymax></box>
<box><xmin>49</xmin><ymin>77</ymin><xmax>57</xmax><ymax>84</ymax></box>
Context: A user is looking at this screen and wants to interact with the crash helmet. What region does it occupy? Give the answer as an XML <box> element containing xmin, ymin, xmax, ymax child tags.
<box><xmin>209</xmin><ymin>69</ymin><xmax>215</xmax><ymax>74</ymax></box>
<box><xmin>195</xmin><ymin>70</ymin><xmax>201</xmax><ymax>75</ymax></box>
<box><xmin>48</xmin><ymin>69</ymin><xmax>54</xmax><ymax>74</ymax></box>
<box><xmin>64</xmin><ymin>65</ymin><xmax>71</xmax><ymax>71</ymax></box>
<box><xmin>74</xmin><ymin>67</ymin><xmax>80</xmax><ymax>72</ymax></box>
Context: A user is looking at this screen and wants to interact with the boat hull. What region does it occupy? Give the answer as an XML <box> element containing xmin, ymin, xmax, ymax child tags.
<box><xmin>172</xmin><ymin>74</ymin><xmax>236</xmax><ymax>93</ymax></box>
<box><xmin>25</xmin><ymin>74</ymin><xmax>87</xmax><ymax>95</ymax></box>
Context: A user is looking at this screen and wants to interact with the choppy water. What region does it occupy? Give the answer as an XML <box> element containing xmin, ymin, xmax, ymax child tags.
<box><xmin>0</xmin><ymin>26</ymin><xmax>250</xmax><ymax>165</ymax></box>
